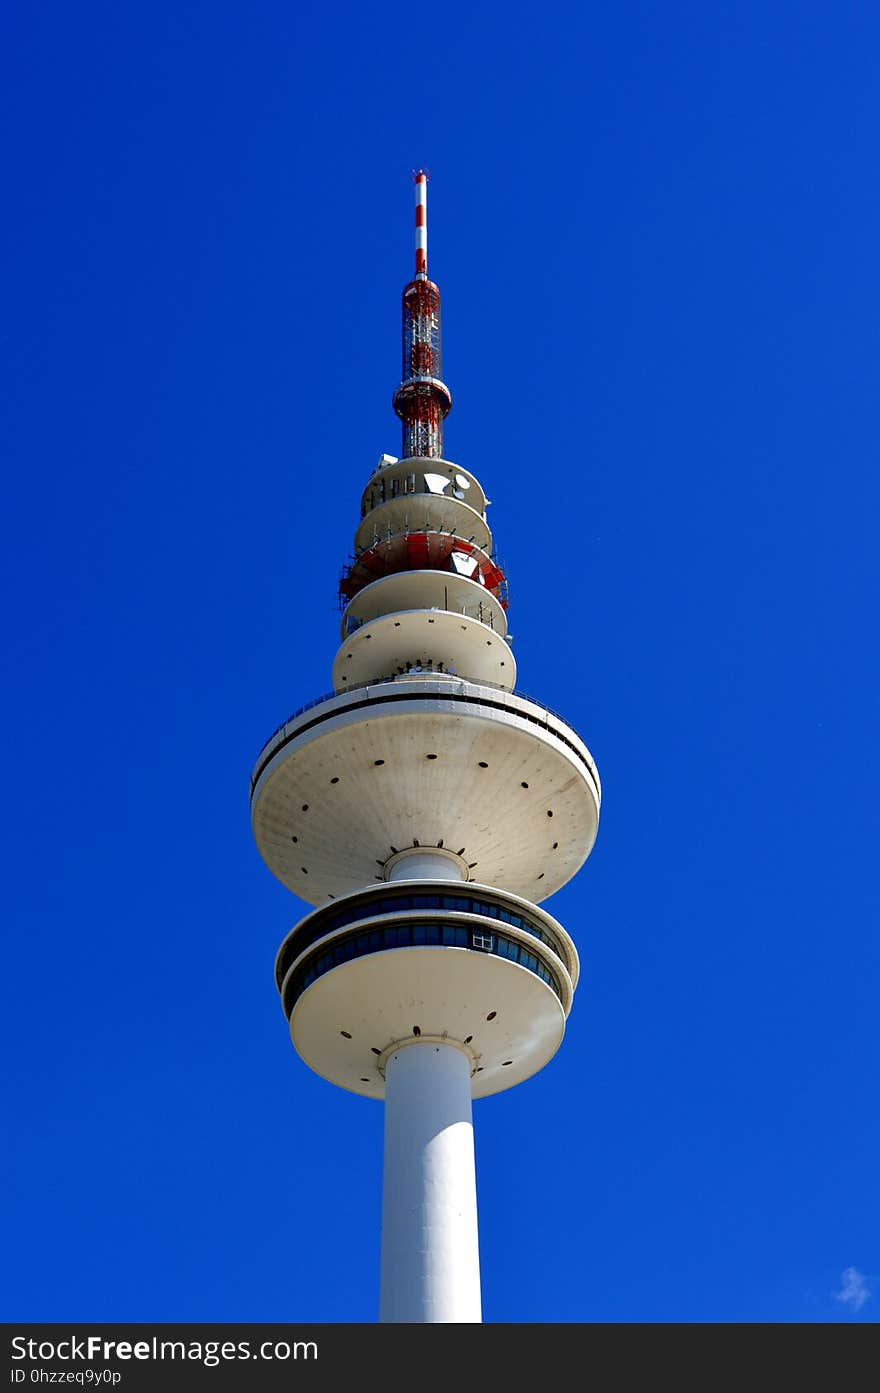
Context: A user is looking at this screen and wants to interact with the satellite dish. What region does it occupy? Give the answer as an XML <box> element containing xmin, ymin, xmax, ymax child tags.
<box><xmin>454</xmin><ymin>473</ymin><xmax>470</xmax><ymax>490</ymax></box>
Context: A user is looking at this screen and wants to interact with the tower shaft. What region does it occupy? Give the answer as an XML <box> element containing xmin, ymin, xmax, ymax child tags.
<box><xmin>379</xmin><ymin>1041</ymin><xmax>481</xmax><ymax>1323</ymax></box>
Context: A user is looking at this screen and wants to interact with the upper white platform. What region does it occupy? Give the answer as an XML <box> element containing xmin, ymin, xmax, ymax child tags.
<box><xmin>250</xmin><ymin>676</ymin><xmax>600</xmax><ymax>905</ymax></box>
<box><xmin>353</xmin><ymin>493</ymin><xmax>491</xmax><ymax>557</ymax></box>
<box><xmin>341</xmin><ymin>571</ymin><xmax>509</xmax><ymax>640</ymax></box>
<box><xmin>360</xmin><ymin>456</ymin><xmax>487</xmax><ymax>520</ymax></box>
<box><xmin>333</xmin><ymin>609</ymin><xmax>515</xmax><ymax>691</ymax></box>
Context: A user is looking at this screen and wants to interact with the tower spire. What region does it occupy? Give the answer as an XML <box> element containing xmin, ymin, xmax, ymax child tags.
<box><xmin>414</xmin><ymin>168</ymin><xmax>428</xmax><ymax>277</ymax></box>
<box><xmin>392</xmin><ymin>170</ymin><xmax>452</xmax><ymax>460</ymax></box>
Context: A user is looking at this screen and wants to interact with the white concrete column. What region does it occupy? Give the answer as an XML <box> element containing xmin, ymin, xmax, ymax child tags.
<box><xmin>386</xmin><ymin>848</ymin><xmax>466</xmax><ymax>882</ymax></box>
<box><xmin>379</xmin><ymin>1041</ymin><xmax>482</xmax><ymax>1323</ymax></box>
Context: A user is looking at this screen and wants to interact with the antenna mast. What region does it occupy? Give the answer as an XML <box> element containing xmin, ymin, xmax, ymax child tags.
<box><xmin>392</xmin><ymin>170</ymin><xmax>452</xmax><ymax>459</ymax></box>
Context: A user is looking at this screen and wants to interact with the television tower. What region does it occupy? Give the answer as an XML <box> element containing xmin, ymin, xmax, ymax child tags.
<box><xmin>250</xmin><ymin>172</ymin><xmax>601</xmax><ymax>1323</ymax></box>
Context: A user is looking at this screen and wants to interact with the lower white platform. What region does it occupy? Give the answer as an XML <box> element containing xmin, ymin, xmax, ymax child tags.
<box><xmin>288</xmin><ymin>943</ymin><xmax>567</xmax><ymax>1099</ymax></box>
<box><xmin>333</xmin><ymin>608</ymin><xmax>515</xmax><ymax>690</ymax></box>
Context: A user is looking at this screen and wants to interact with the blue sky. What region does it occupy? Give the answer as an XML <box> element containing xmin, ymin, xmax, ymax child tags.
<box><xmin>3</xmin><ymin>1</ymin><xmax>877</xmax><ymax>1323</ymax></box>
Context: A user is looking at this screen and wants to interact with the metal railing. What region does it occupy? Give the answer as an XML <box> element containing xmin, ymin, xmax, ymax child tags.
<box><xmin>250</xmin><ymin>676</ymin><xmax>590</xmax><ymax>792</ymax></box>
<box><xmin>341</xmin><ymin>599</ymin><xmax>498</xmax><ymax>636</ymax></box>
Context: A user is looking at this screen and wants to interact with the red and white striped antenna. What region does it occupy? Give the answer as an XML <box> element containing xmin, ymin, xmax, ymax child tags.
<box><xmin>393</xmin><ymin>170</ymin><xmax>452</xmax><ymax>459</ymax></box>
<box><xmin>414</xmin><ymin>169</ymin><xmax>428</xmax><ymax>278</ymax></box>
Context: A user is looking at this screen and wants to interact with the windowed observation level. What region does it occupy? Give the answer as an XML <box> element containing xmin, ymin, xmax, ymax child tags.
<box><xmin>274</xmin><ymin>880</ymin><xmax>579</xmax><ymax>1101</ymax></box>
<box><xmin>275</xmin><ymin>881</ymin><xmax>579</xmax><ymax>995</ymax></box>
<box><xmin>285</xmin><ymin>918</ymin><xmax>564</xmax><ymax>1012</ymax></box>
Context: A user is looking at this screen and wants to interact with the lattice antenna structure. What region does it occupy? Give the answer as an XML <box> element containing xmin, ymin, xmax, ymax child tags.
<box><xmin>392</xmin><ymin>171</ymin><xmax>452</xmax><ymax>461</ymax></box>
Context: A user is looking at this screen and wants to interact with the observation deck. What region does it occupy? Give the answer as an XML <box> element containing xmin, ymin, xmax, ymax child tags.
<box><xmin>273</xmin><ymin>879</ymin><xmax>579</xmax><ymax>1100</ymax></box>
<box><xmin>250</xmin><ymin>674</ymin><xmax>601</xmax><ymax>906</ymax></box>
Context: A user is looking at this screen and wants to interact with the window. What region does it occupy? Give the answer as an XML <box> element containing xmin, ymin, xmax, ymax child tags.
<box><xmin>282</xmin><ymin>892</ymin><xmax>567</xmax><ymax>1019</ymax></box>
